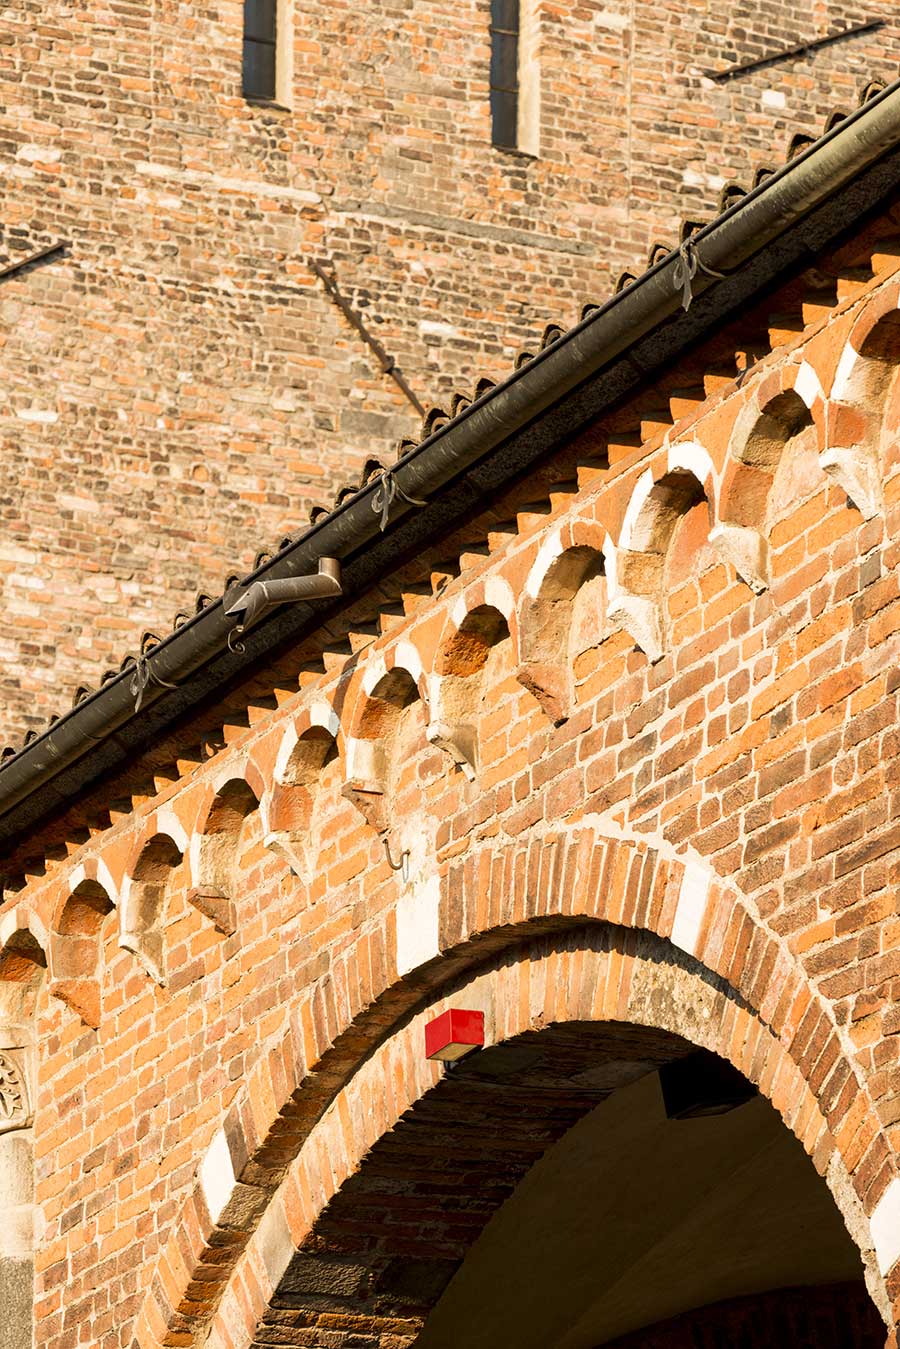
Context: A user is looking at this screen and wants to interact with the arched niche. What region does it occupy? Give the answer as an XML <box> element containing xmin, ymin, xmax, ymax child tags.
<box><xmin>823</xmin><ymin>303</ymin><xmax>900</xmax><ymax>518</ymax></box>
<box><xmin>0</xmin><ymin>932</ymin><xmax>46</xmax><ymax>988</ymax></box>
<box><xmin>834</xmin><ymin>305</ymin><xmax>900</xmax><ymax>437</ymax></box>
<box><xmin>429</xmin><ymin>604</ymin><xmax>513</xmax><ymax>777</ymax></box>
<box><xmin>50</xmin><ymin>878</ymin><xmax>114</xmax><ymax>1029</ymax></box>
<box><xmin>120</xmin><ymin>833</ymin><xmax>184</xmax><ymax>986</ymax></box>
<box><xmin>518</xmin><ymin>538</ymin><xmax>608</xmax><ymax>724</ymax></box>
<box><xmin>862</xmin><ymin>310</ymin><xmax>900</xmax><ymax>477</ymax></box>
<box><xmin>344</xmin><ymin>661</ymin><xmax>432</xmax><ymax>834</ymax></box>
<box><xmin>189</xmin><ymin>778</ymin><xmax>260</xmax><ymax>935</ymax></box>
<box><xmin>265</xmin><ymin>722</ymin><xmax>341</xmax><ymax>881</ymax></box>
<box><xmin>733</xmin><ymin>390</ymin><xmax>815</xmax><ymax>520</ymax></box>
<box><xmin>714</xmin><ymin>388</ymin><xmax>822</xmax><ymax>593</ymax></box>
<box><xmin>609</xmin><ymin>463</ymin><xmax>712</xmax><ymax>662</ymax></box>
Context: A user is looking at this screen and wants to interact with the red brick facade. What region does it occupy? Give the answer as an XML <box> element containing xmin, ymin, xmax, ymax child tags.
<box><xmin>1</xmin><ymin>1</ymin><xmax>900</xmax><ymax>737</ymax></box>
<box><xmin>0</xmin><ymin>185</ymin><xmax>899</xmax><ymax>1343</ymax></box>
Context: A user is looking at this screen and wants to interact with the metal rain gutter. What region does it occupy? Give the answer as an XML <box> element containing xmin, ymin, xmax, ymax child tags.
<box><xmin>2</xmin><ymin>79</ymin><xmax>900</xmax><ymax>833</ymax></box>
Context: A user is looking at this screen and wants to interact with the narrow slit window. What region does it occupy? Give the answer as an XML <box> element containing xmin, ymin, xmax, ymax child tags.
<box><xmin>490</xmin><ymin>0</ymin><xmax>519</xmax><ymax>149</ymax></box>
<box><xmin>243</xmin><ymin>0</ymin><xmax>277</xmax><ymax>101</ymax></box>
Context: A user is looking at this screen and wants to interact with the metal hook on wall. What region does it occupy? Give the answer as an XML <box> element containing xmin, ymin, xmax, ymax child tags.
<box><xmin>383</xmin><ymin>837</ymin><xmax>411</xmax><ymax>883</ymax></box>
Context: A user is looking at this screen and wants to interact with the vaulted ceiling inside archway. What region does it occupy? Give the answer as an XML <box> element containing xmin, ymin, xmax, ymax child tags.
<box><xmin>255</xmin><ymin>1020</ymin><xmax>875</xmax><ymax>1348</ymax></box>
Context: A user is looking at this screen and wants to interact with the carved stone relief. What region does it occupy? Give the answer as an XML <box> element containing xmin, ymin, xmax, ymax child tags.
<box><xmin>0</xmin><ymin>1053</ymin><xmax>30</xmax><ymax>1134</ymax></box>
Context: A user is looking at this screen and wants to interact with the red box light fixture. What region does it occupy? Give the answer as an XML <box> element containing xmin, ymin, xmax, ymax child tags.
<box><xmin>424</xmin><ymin>1008</ymin><xmax>485</xmax><ymax>1062</ymax></box>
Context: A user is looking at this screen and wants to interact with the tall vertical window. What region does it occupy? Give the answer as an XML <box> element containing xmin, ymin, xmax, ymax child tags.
<box><xmin>243</xmin><ymin>0</ymin><xmax>277</xmax><ymax>101</ymax></box>
<box><xmin>490</xmin><ymin>0</ymin><xmax>519</xmax><ymax>149</ymax></box>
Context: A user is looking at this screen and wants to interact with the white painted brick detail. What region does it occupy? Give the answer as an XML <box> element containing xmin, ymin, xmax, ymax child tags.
<box><xmin>526</xmin><ymin>530</ymin><xmax>565</xmax><ymax>598</ymax></box>
<box><xmin>396</xmin><ymin>874</ymin><xmax>441</xmax><ymax>976</ymax></box>
<box><xmin>870</xmin><ymin>1175</ymin><xmax>900</xmax><ymax>1275</ymax></box>
<box><xmin>831</xmin><ymin>341</ymin><xmax>859</xmax><ymax>401</ymax></box>
<box><xmin>67</xmin><ymin>864</ymin><xmax>87</xmax><ymax>893</ymax></box>
<box><xmin>199</xmin><ymin>1128</ymin><xmax>236</xmax><ymax>1226</ymax></box>
<box><xmin>16</xmin><ymin>407</ymin><xmax>58</xmax><ymax>424</ymax></box>
<box><xmin>667</xmin><ymin>440</ymin><xmax>714</xmax><ymax>485</ymax></box>
<box><xmin>310</xmin><ymin>701</ymin><xmax>341</xmax><ymax>738</ymax></box>
<box><xmin>96</xmin><ymin>858</ymin><xmax>119</xmax><ymax>906</ymax></box>
<box><xmin>211</xmin><ymin>758</ymin><xmax>248</xmax><ymax>793</ymax></box>
<box><xmin>795</xmin><ymin>360</ymin><xmax>822</xmax><ymax>409</ymax></box>
<box><xmin>0</xmin><ymin>910</ymin><xmax>20</xmax><ymax>948</ymax></box>
<box><xmin>361</xmin><ymin>656</ymin><xmax>388</xmax><ymax>696</ymax></box>
<box><xmin>156</xmin><ymin>806</ymin><xmax>189</xmax><ymax>853</ymax></box>
<box><xmin>670</xmin><ymin>862</ymin><xmax>712</xmax><ymax>957</ymax></box>
<box><xmin>395</xmin><ymin>639</ymin><xmax>423</xmax><ymax>684</ymax></box>
<box><xmin>255</xmin><ymin>1194</ymin><xmax>295</xmax><ymax>1290</ymax></box>
<box><xmin>604</xmin><ymin>535</ymin><xmax>620</xmax><ymax>595</ymax></box>
<box><xmin>484</xmin><ymin>574</ymin><xmax>515</xmax><ymax>618</ymax></box>
<box><xmin>619</xmin><ymin>468</ymin><xmax>655</xmax><ymax>549</ymax></box>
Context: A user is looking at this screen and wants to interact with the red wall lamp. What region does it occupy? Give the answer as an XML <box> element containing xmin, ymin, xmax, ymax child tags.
<box><xmin>424</xmin><ymin>1008</ymin><xmax>485</xmax><ymax>1062</ymax></box>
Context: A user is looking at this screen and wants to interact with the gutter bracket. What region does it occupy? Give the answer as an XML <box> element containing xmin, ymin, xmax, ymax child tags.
<box><xmin>673</xmin><ymin>238</ymin><xmax>728</xmax><ymax>311</ymax></box>
<box><xmin>130</xmin><ymin>656</ymin><xmax>179</xmax><ymax>713</ymax></box>
<box><xmin>371</xmin><ymin>470</ymin><xmax>428</xmax><ymax>530</ymax></box>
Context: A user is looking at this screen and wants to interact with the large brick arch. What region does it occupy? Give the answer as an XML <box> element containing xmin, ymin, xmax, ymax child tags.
<box><xmin>203</xmin><ymin>930</ymin><xmax>891</xmax><ymax>1349</ymax></box>
<box><xmin>129</xmin><ymin>824</ymin><xmax>900</xmax><ymax>1349</ymax></box>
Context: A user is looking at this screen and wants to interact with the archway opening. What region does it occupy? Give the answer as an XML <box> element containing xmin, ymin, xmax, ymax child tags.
<box><xmin>256</xmin><ymin>1017</ymin><xmax>881</xmax><ymax>1348</ymax></box>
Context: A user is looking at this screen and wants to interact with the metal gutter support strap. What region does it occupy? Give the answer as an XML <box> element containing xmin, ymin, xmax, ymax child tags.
<box><xmin>672</xmin><ymin>238</ymin><xmax>728</xmax><ymax>311</ymax></box>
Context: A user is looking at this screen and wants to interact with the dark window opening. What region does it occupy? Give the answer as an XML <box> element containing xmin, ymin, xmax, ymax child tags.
<box><xmin>243</xmin><ymin>0</ymin><xmax>277</xmax><ymax>101</ymax></box>
<box><xmin>490</xmin><ymin>0</ymin><xmax>519</xmax><ymax>149</ymax></box>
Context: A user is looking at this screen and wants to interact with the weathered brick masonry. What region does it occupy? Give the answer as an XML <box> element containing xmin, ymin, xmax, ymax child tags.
<box><xmin>1</xmin><ymin>114</ymin><xmax>900</xmax><ymax>1342</ymax></box>
<box><xmin>1</xmin><ymin>1</ymin><xmax>900</xmax><ymax>735</ymax></box>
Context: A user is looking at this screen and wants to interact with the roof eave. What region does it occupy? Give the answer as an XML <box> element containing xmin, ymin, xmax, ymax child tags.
<box><xmin>3</xmin><ymin>81</ymin><xmax>900</xmax><ymax>853</ymax></box>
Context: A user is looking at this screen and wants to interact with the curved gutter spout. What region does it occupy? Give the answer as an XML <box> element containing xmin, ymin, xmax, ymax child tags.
<box><xmin>225</xmin><ymin>558</ymin><xmax>342</xmax><ymax>633</ymax></box>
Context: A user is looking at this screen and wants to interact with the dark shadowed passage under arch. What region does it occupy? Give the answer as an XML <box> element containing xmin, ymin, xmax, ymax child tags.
<box><xmin>254</xmin><ymin>1014</ymin><xmax>879</xmax><ymax>1348</ymax></box>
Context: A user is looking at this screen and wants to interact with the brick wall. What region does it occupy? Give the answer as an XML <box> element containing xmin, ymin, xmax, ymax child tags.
<box><xmin>0</xmin><ymin>0</ymin><xmax>899</xmax><ymax>737</ymax></box>
<box><xmin>603</xmin><ymin>1281</ymin><xmax>885</xmax><ymax>1348</ymax></box>
<box><xmin>0</xmin><ymin>209</ymin><xmax>899</xmax><ymax>1345</ymax></box>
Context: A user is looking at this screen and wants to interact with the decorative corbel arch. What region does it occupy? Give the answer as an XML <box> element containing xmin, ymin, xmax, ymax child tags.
<box><xmin>48</xmin><ymin>858</ymin><xmax>117</xmax><ymax>1029</ymax></box>
<box><xmin>186</xmin><ymin>760</ymin><xmax>265</xmax><ymax>935</ymax></box>
<box><xmin>342</xmin><ymin>640</ymin><xmax>430</xmax><ymax>832</ymax></box>
<box><xmin>0</xmin><ymin>908</ymin><xmax>48</xmax><ymax>1004</ymax></box>
<box><xmin>517</xmin><ymin>518</ymin><xmax>609</xmax><ymax>724</ymax></box>
<box><xmin>607</xmin><ymin>443</ymin><xmax>716</xmax><ymax>662</ymax></box>
<box><xmin>716</xmin><ymin>362</ymin><xmax>831</xmax><ymax>589</ymax></box>
<box><xmin>120</xmin><ymin>810</ymin><xmax>189</xmax><ymax>986</ymax></box>
<box><xmin>427</xmin><ymin>576</ymin><xmax>517</xmax><ymax>776</ymax></box>
<box><xmin>822</xmin><ymin>286</ymin><xmax>900</xmax><ymax>519</ymax></box>
<box><xmin>263</xmin><ymin>700</ymin><xmax>343</xmax><ymax>879</ymax></box>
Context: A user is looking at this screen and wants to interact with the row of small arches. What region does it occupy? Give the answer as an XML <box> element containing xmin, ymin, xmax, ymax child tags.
<box><xmin>0</xmin><ymin>778</ymin><xmax>265</xmax><ymax>1027</ymax></box>
<box><xmin>2</xmin><ymin>284</ymin><xmax>900</xmax><ymax>1024</ymax></box>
